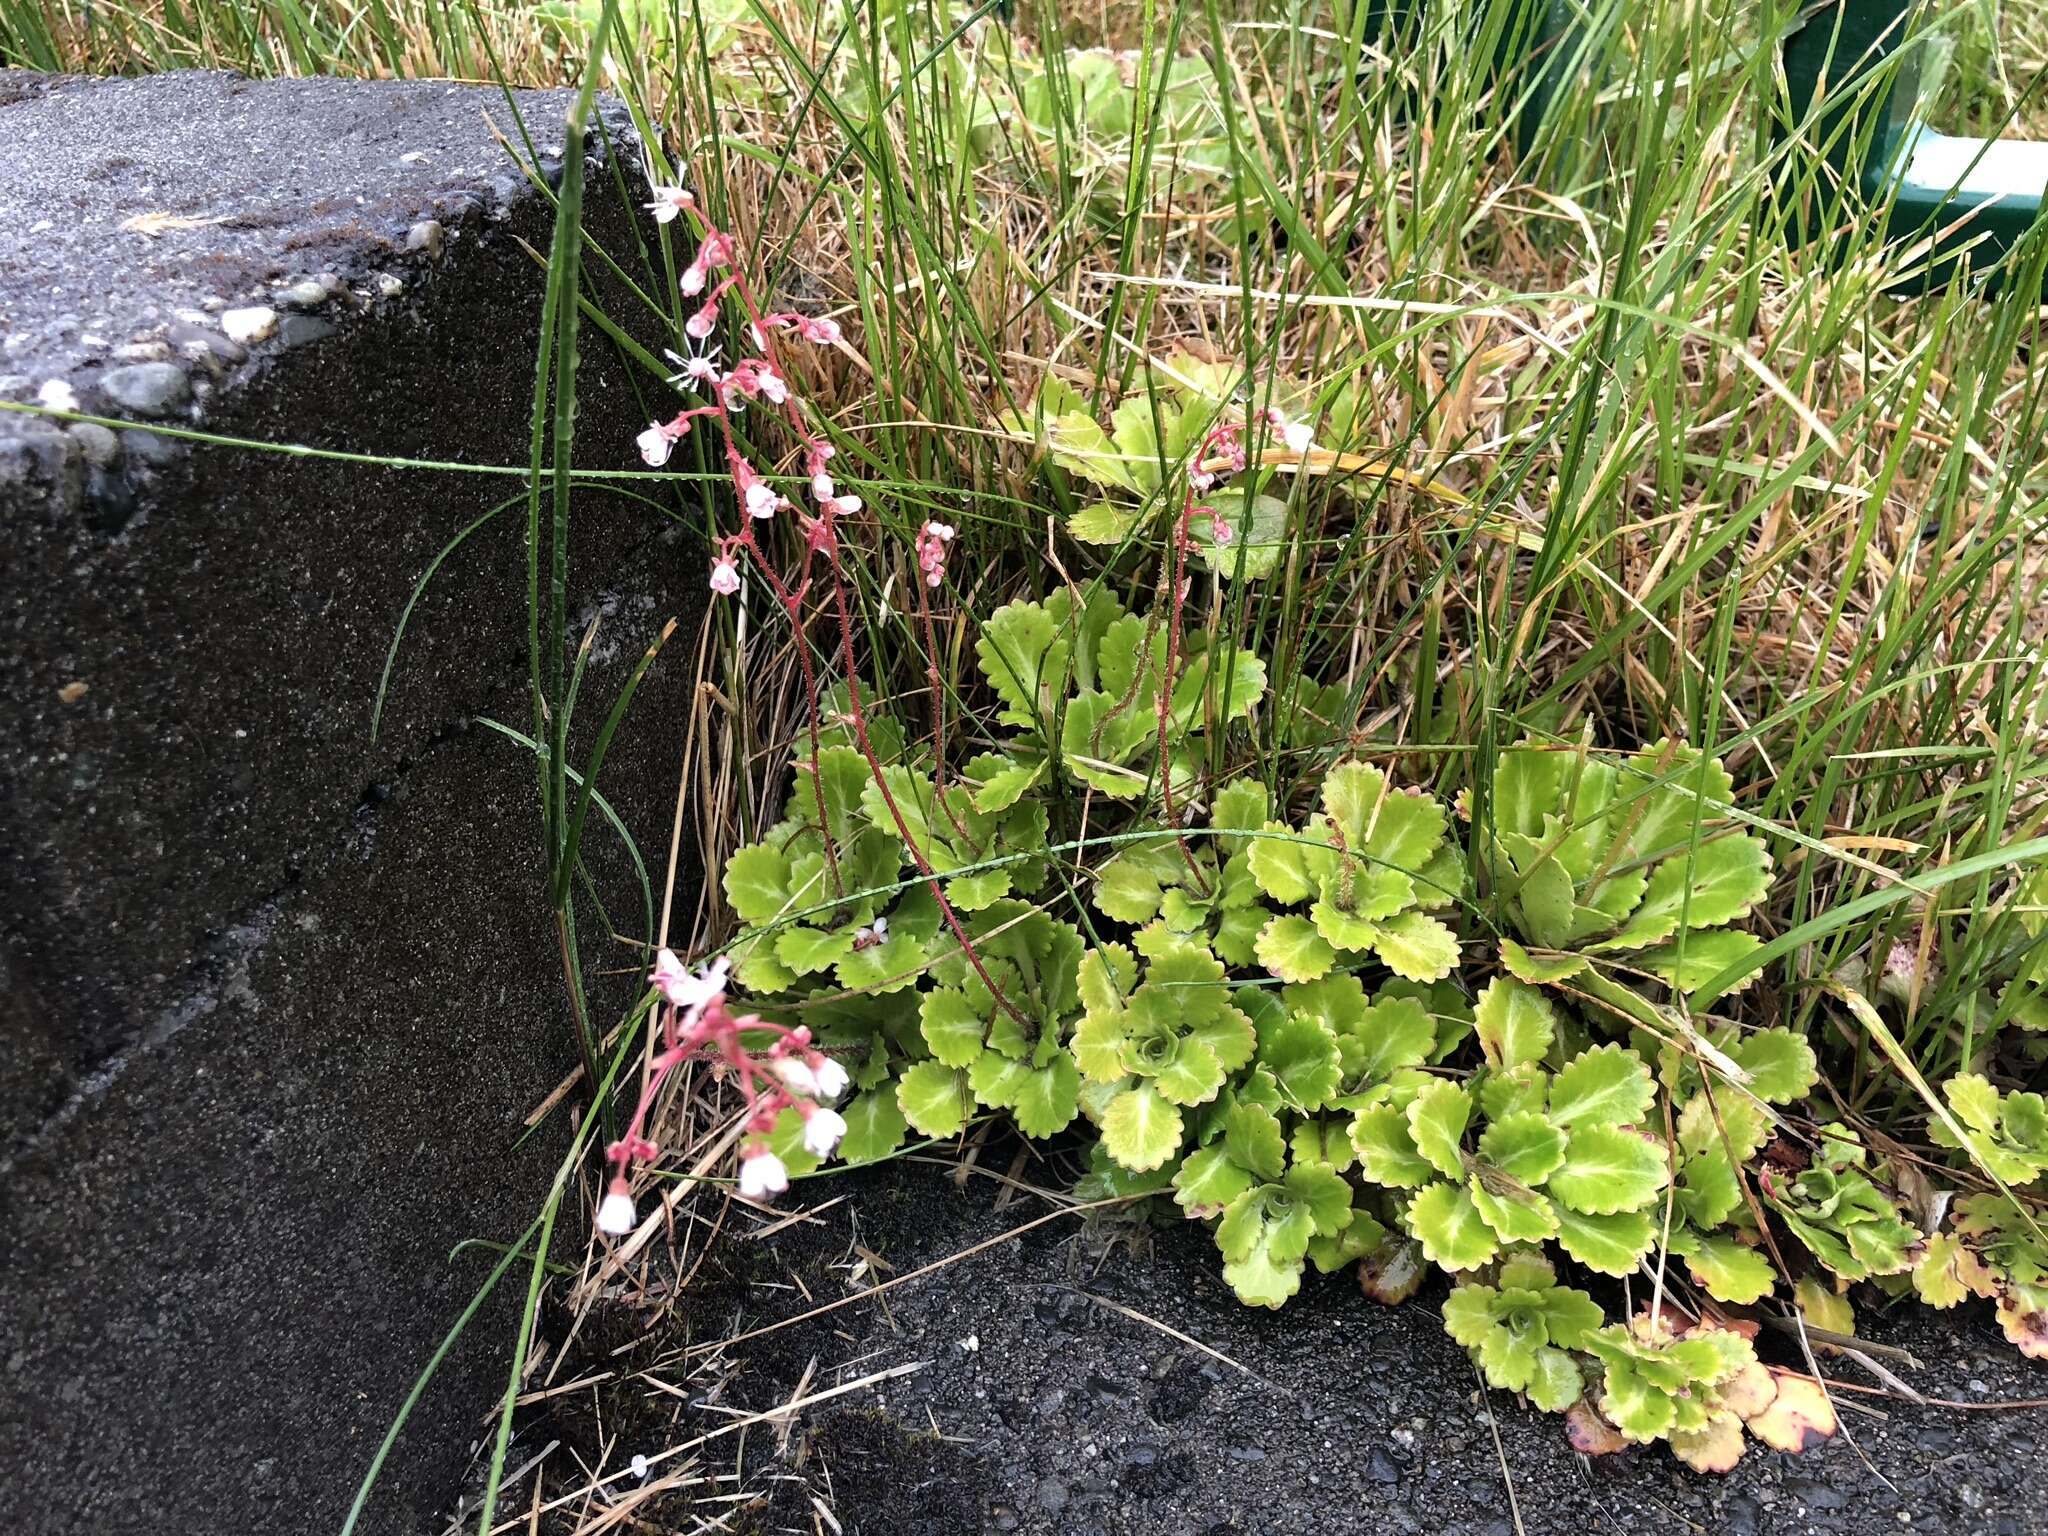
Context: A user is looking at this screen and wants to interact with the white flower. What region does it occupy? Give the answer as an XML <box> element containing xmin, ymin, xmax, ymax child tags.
<box><xmin>709</xmin><ymin>558</ymin><xmax>741</xmax><ymax>596</ymax></box>
<box><xmin>744</xmin><ymin>480</ymin><xmax>781</xmax><ymax>519</ymax></box>
<box><xmin>629</xmin><ymin>1454</ymin><xmax>650</xmax><ymax>1480</ymax></box>
<box><xmin>825</xmin><ymin>493</ymin><xmax>863</xmax><ymax>515</ymax></box>
<box><xmin>596</xmin><ymin>1179</ymin><xmax>638</xmax><ymax>1235</ymax></box>
<box><xmin>37</xmin><ymin>378</ymin><xmax>79</xmax><ymax>414</ymax></box>
<box><xmin>645</xmin><ymin>186</ymin><xmax>694</xmax><ymax>223</ymax></box>
<box><xmin>738</xmin><ymin>1149</ymin><xmax>789</xmax><ymax>1199</ymax></box>
<box><xmin>772</xmin><ymin>1055</ymin><xmax>820</xmax><ymax>1096</ymax></box>
<box><xmin>653</xmin><ymin>950</ymin><xmax>729</xmax><ymax>1010</ymax></box>
<box><xmin>753</xmin><ymin>366</ymin><xmax>789</xmax><ymax>405</ymax></box>
<box><xmin>871</xmin><ymin>915</ymin><xmax>889</xmax><ymax>937</ymax></box>
<box><xmin>637</xmin><ymin>422</ymin><xmax>674</xmax><ymax>467</ymax></box>
<box><xmin>811</xmin><ymin>472</ymin><xmax>836</xmax><ymax>502</ymax></box>
<box><xmin>1271</xmin><ymin>409</ymin><xmax>1313</xmax><ymax>453</ymax></box>
<box><xmin>803</xmin><ymin>1107</ymin><xmax>847</xmax><ymax>1158</ymax></box>
<box><xmin>810</xmin><ymin>1056</ymin><xmax>850</xmax><ymax>1100</ymax></box>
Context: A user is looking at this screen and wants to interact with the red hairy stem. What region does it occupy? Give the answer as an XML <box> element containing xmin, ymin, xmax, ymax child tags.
<box><xmin>826</xmin><ymin>564</ymin><xmax>1034</xmax><ymax>1032</ymax></box>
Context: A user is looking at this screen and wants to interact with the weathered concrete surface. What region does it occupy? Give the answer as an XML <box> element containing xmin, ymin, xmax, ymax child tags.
<box><xmin>0</xmin><ymin>72</ymin><xmax>693</xmax><ymax>1533</ymax></box>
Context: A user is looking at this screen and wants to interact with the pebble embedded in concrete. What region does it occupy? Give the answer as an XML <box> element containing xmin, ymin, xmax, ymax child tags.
<box><xmin>66</xmin><ymin>422</ymin><xmax>120</xmax><ymax>468</ymax></box>
<box><xmin>279</xmin><ymin>279</ymin><xmax>331</xmax><ymax>310</ymax></box>
<box><xmin>97</xmin><ymin>362</ymin><xmax>190</xmax><ymax>417</ymax></box>
<box><xmin>221</xmin><ymin>307</ymin><xmax>277</xmax><ymax>346</ymax></box>
<box><xmin>405</xmin><ymin>219</ymin><xmax>444</xmax><ymax>257</ymax></box>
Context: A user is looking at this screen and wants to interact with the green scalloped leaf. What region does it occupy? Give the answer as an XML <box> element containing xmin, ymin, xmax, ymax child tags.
<box><xmin>776</xmin><ymin>924</ymin><xmax>857</xmax><ymax>976</ymax></box>
<box><xmin>1255</xmin><ymin>914</ymin><xmax>1337</xmax><ymax>982</ymax></box>
<box><xmin>1259</xmin><ymin>1013</ymin><xmax>1343</xmax><ymax>1111</ymax></box>
<box><xmin>1246</xmin><ymin>822</ymin><xmax>1327</xmax><ymax>905</ymax></box>
<box><xmin>975</xmin><ymin>598</ymin><xmax>1063</xmax><ymax>731</ymax></box>
<box><xmin>919</xmin><ymin>989</ymin><xmax>986</xmax><ymax>1068</ymax></box>
<box><xmin>1079</xmin><ymin>941</ymin><xmax>1138</xmax><ymax>1016</ymax></box>
<box><xmin>1526</xmin><ymin>1348</ymin><xmax>1587</xmax><ymax>1412</ymax></box>
<box><xmin>1552</xmin><ymin>1207</ymin><xmax>1657</xmax><ymax>1275</ymax></box>
<box><xmin>724</xmin><ymin>842</ymin><xmax>795</xmax><ymax>925</ymax></box>
<box><xmin>1152</xmin><ymin>1037</ymin><xmax>1226</xmax><ymax>1107</ymax></box>
<box><xmin>1683</xmin><ymin>1234</ymin><xmax>1778</xmax><ymax>1304</ymax></box>
<box><xmin>1350</xmin><ymin>994</ymin><xmax>1439</xmax><ymax>1083</ymax></box>
<box><xmin>1101</xmin><ymin>1084</ymin><xmax>1185</xmax><ymax>1172</ymax></box>
<box><xmin>1008</xmin><ymin>1053</ymin><xmax>1082</xmax><ymax>1138</ymax></box>
<box><xmin>1547</xmin><ymin>1043</ymin><xmax>1656</xmax><ymax>1128</ymax></box>
<box><xmin>1409</xmin><ymin>1182</ymin><xmax>1499</xmax><ymax>1271</ymax></box>
<box><xmin>1370</xmin><ymin>910</ymin><xmax>1462</xmax><ymax>982</ymax></box>
<box><xmin>1175</xmin><ymin>1144</ymin><xmax>1255</xmax><ymax>1216</ymax></box>
<box><xmin>1225</xmin><ymin>1100</ymin><xmax>1288</xmax><ymax>1182</ymax></box>
<box><xmin>1220</xmin><ymin>1241</ymin><xmax>1305</xmax><ymax>1308</ymax></box>
<box><xmin>1549</xmin><ymin>1124</ymin><xmax>1670</xmax><ymax>1214</ymax></box>
<box><xmin>1406</xmin><ymin>1078</ymin><xmax>1474</xmax><ymax>1178</ymax></box>
<box><xmin>1632</xmin><ymin>928</ymin><xmax>1764</xmax><ymax>994</ymax></box>
<box><xmin>897</xmin><ymin>1060</ymin><xmax>973</xmax><ymax>1138</ymax></box>
<box><xmin>1473</xmin><ymin>975</ymin><xmax>1555</xmax><ymax>1072</ymax></box>
<box><xmin>1596</xmin><ymin>833</ymin><xmax>1772</xmax><ymax>951</ymax></box>
<box><xmin>1210</xmin><ymin>780</ymin><xmax>1271</xmax><ymax>853</ymax></box>
<box><xmin>1499</xmin><ymin>937</ymin><xmax>1589</xmax><ymax>986</ymax></box>
<box><xmin>1724</xmin><ymin>1027</ymin><xmax>1818</xmax><ymax>1104</ymax></box>
<box><xmin>1478</xmin><ymin>1112</ymin><xmax>1568</xmax><ymax>1184</ymax></box>
<box><xmin>1169</xmin><ymin>646</ymin><xmax>1267</xmax><ymax>732</ymax></box>
<box><xmin>1469</xmin><ymin>1175</ymin><xmax>1559</xmax><ymax>1243</ymax></box>
<box><xmin>1351</xmin><ymin>1104</ymin><xmax>1436</xmax><ymax>1187</ymax></box>
<box><xmin>837</xmin><ymin>1088</ymin><xmax>909</xmax><ymax>1165</ymax></box>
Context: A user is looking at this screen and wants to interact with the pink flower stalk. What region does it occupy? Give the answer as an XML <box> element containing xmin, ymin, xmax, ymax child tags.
<box><xmin>680</xmin><ymin>230</ymin><xmax>736</xmax><ymax>296</ymax></box>
<box><xmin>618</xmin><ymin>176</ymin><xmax>1046</xmax><ymax>1097</ymax></box>
<box><xmin>645</xmin><ymin>185</ymin><xmax>694</xmax><ymax>224</ymax></box>
<box><xmin>915</xmin><ymin>520</ymin><xmax>956</xmax><ymax>588</ymax></box>
<box><xmin>596</xmin><ymin>949</ymin><xmax>853</xmax><ymax>1234</ymax></box>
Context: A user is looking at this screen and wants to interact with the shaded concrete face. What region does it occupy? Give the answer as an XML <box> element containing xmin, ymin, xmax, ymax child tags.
<box><xmin>0</xmin><ymin>73</ymin><xmax>692</xmax><ymax>1533</ymax></box>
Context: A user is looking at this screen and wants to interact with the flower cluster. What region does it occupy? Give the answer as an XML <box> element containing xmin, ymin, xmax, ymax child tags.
<box><xmin>915</xmin><ymin>520</ymin><xmax>955</xmax><ymax>588</ymax></box>
<box><xmin>595</xmin><ymin>950</ymin><xmax>849</xmax><ymax>1236</ymax></box>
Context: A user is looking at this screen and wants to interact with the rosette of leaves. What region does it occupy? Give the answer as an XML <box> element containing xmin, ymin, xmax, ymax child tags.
<box><xmin>1350</xmin><ymin>977</ymin><xmax>1671</xmax><ymax>1276</ymax></box>
<box><xmin>1937</xmin><ymin>1194</ymin><xmax>2048</xmax><ymax>1357</ymax></box>
<box><xmin>901</xmin><ymin>901</ymin><xmax>1087</xmax><ymax>1142</ymax></box>
<box><xmin>1091</xmin><ymin>781</ymin><xmax>1274</xmax><ymax>966</ymax></box>
<box><xmin>1930</xmin><ymin>1073</ymin><xmax>2048</xmax><ymax>1187</ymax></box>
<box><xmin>974</xmin><ymin>590</ymin><xmax>1266</xmax><ymax>801</ymax></box>
<box><xmin>1574</xmin><ymin>1315</ymin><xmax>1839</xmax><ymax>1471</ymax></box>
<box><xmin>1246</xmin><ymin>761</ymin><xmax>1464</xmax><ymax>985</ymax></box>
<box><xmin>860</xmin><ymin>765</ymin><xmax>1049</xmax><ymax>914</ymax></box>
<box><xmin>1442</xmin><ymin>1253</ymin><xmax>1606</xmax><ymax>1410</ymax></box>
<box><xmin>1011</xmin><ymin>53</ymin><xmax>1259</xmax><ymax>239</ymax></box>
<box><xmin>1759</xmin><ymin>1127</ymin><xmax>1922</xmax><ymax>1286</ymax></box>
<box><xmin>1071</xmin><ymin>927</ymin><xmax>1258</xmax><ymax>1174</ymax></box>
<box><xmin>1165</xmin><ymin>974</ymin><xmax>1468</xmax><ymax>1305</ymax></box>
<box><xmin>1482</xmin><ymin>738</ymin><xmax>1771</xmax><ymax>1002</ymax></box>
<box><xmin>996</xmin><ymin>368</ymin><xmax>1291</xmax><ymax>579</ymax></box>
<box><xmin>721</xmin><ymin>746</ymin><xmax>932</xmax><ymax>994</ymax></box>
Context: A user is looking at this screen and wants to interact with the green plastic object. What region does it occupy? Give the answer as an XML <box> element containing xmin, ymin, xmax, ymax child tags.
<box><xmin>1782</xmin><ymin>0</ymin><xmax>2048</xmax><ymax>288</ymax></box>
